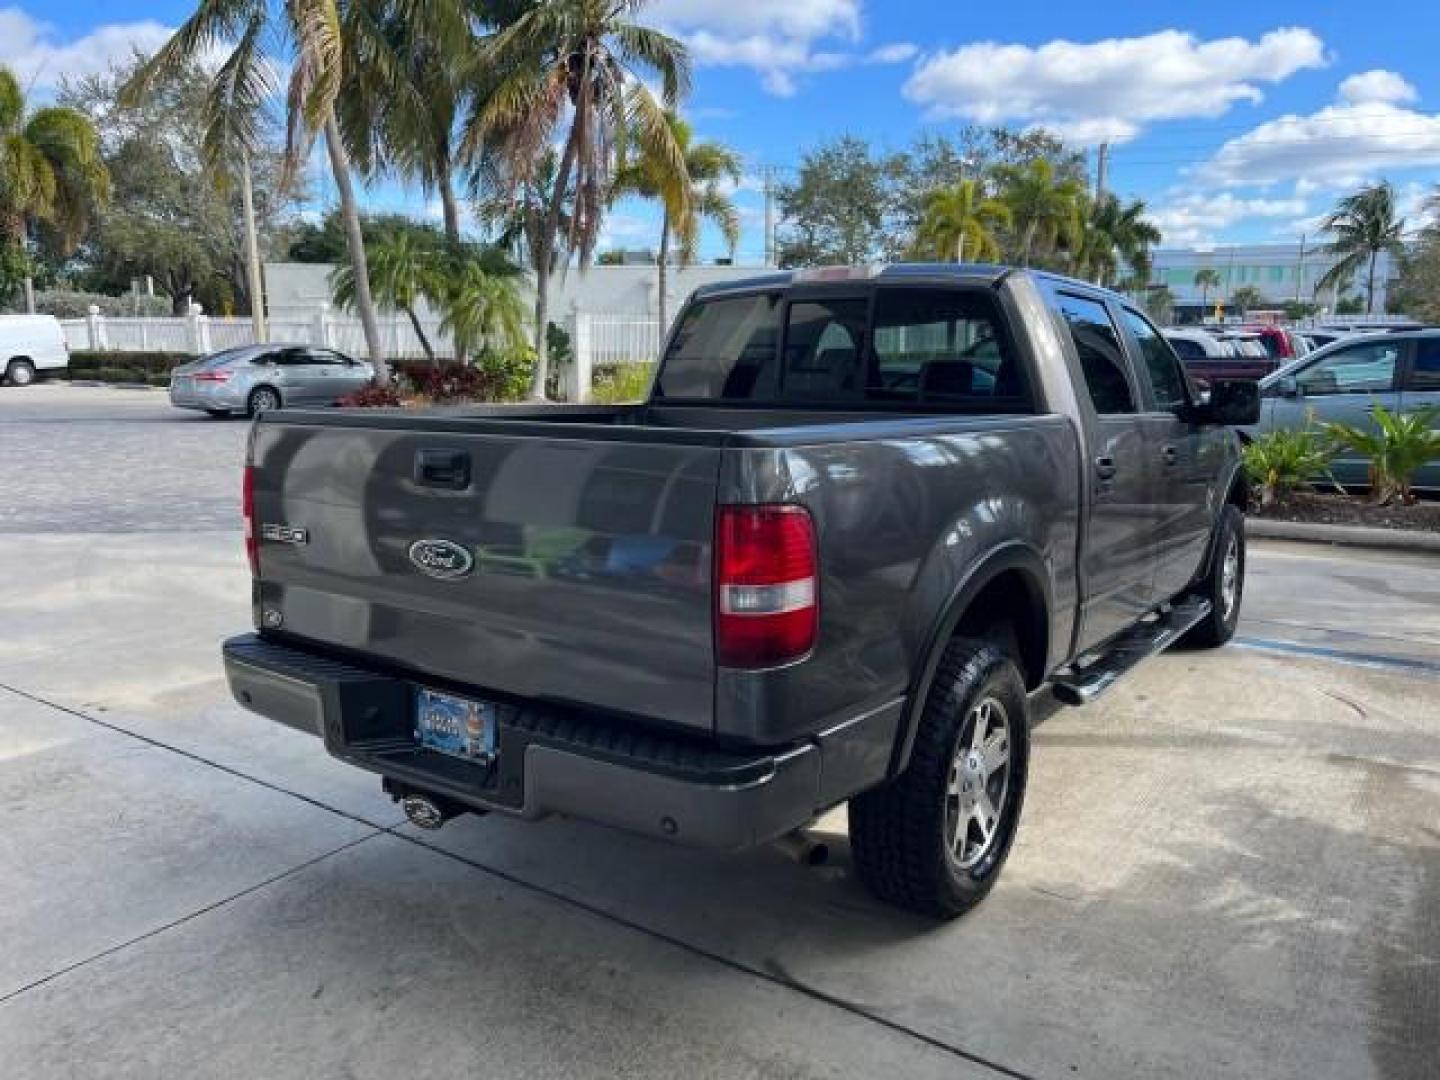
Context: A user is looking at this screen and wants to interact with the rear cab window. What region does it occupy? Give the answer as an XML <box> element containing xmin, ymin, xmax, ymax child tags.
<box><xmin>654</xmin><ymin>282</ymin><xmax>1030</xmax><ymax>410</ymax></box>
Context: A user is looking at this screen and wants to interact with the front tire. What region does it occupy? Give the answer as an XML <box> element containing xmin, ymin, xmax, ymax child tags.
<box><xmin>1181</xmin><ymin>504</ymin><xmax>1245</xmax><ymax>648</ymax></box>
<box><xmin>850</xmin><ymin>640</ymin><xmax>1030</xmax><ymax>919</ymax></box>
<box><xmin>6</xmin><ymin>360</ymin><xmax>36</xmax><ymax>387</ymax></box>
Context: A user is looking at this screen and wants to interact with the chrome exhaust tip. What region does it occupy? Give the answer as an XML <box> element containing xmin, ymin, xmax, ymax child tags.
<box><xmin>400</xmin><ymin>794</ymin><xmax>450</xmax><ymax>831</ymax></box>
<box><xmin>773</xmin><ymin>830</ymin><xmax>830</xmax><ymax>867</ymax></box>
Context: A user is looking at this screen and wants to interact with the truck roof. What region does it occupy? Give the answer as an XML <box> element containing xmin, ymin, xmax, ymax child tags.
<box><xmin>691</xmin><ymin>263</ymin><xmax>1130</xmax><ymax>304</ymax></box>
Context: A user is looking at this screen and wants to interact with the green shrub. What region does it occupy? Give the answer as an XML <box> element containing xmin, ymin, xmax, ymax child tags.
<box><xmin>68</xmin><ymin>351</ymin><xmax>191</xmax><ymax>378</ymax></box>
<box><xmin>1242</xmin><ymin>428</ymin><xmax>1338</xmax><ymax>506</ymax></box>
<box><xmin>590</xmin><ymin>363</ymin><xmax>654</xmax><ymax>405</ymax></box>
<box><xmin>1325</xmin><ymin>404</ymin><xmax>1440</xmax><ymax>505</ymax></box>
<box><xmin>88</xmin><ymin>367</ymin><xmax>147</xmax><ymax>383</ymax></box>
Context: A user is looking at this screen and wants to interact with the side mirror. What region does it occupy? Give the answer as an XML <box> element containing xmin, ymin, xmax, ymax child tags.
<box><xmin>1190</xmin><ymin>379</ymin><xmax>1260</xmax><ymax>426</ymax></box>
<box><xmin>1274</xmin><ymin>375</ymin><xmax>1300</xmax><ymax>398</ymax></box>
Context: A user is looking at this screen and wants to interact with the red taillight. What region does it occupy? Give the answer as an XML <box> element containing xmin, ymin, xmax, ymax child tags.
<box><xmin>242</xmin><ymin>464</ymin><xmax>259</xmax><ymax>576</ymax></box>
<box><xmin>195</xmin><ymin>371</ymin><xmax>231</xmax><ymax>382</ymax></box>
<box><xmin>715</xmin><ymin>505</ymin><xmax>818</xmax><ymax>668</ymax></box>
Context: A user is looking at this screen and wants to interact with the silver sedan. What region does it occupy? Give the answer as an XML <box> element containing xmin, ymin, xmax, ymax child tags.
<box><xmin>169</xmin><ymin>344</ymin><xmax>376</xmax><ymax>417</ymax></box>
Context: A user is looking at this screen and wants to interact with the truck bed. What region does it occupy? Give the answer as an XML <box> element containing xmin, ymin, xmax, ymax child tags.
<box><xmin>248</xmin><ymin>404</ymin><xmax>1078</xmax><ymax>738</ymax></box>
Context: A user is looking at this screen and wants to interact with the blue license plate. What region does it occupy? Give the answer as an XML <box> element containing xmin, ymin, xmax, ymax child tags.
<box><xmin>415</xmin><ymin>688</ymin><xmax>497</xmax><ymax>761</ymax></box>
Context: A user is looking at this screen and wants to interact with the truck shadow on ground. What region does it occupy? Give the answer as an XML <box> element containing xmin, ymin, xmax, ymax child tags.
<box><xmin>387</xmin><ymin>745</ymin><xmax>1439</xmax><ymax>1080</ymax></box>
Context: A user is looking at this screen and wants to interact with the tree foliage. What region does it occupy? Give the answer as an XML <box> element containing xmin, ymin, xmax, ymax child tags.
<box><xmin>1318</xmin><ymin>182</ymin><xmax>1406</xmax><ymax>315</ymax></box>
<box><xmin>58</xmin><ymin>54</ymin><xmax>297</xmax><ymax>314</ymax></box>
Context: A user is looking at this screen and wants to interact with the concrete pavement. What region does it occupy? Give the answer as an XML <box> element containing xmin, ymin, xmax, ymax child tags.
<box><xmin>2</xmin><ymin>386</ymin><xmax>1437</xmax><ymax>1079</ymax></box>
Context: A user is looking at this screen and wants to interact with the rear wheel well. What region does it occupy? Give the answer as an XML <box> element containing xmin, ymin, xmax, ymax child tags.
<box><xmin>951</xmin><ymin>568</ymin><xmax>1047</xmax><ymax>690</ymax></box>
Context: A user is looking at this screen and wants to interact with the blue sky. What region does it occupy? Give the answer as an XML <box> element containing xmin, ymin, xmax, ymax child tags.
<box><xmin>6</xmin><ymin>0</ymin><xmax>1440</xmax><ymax>259</ymax></box>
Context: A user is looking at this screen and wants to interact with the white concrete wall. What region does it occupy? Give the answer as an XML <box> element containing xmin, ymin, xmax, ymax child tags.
<box><xmin>263</xmin><ymin>262</ymin><xmax>767</xmax><ymax>329</ymax></box>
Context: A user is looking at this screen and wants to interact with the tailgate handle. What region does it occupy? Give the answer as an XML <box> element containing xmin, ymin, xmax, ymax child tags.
<box><xmin>414</xmin><ymin>448</ymin><xmax>470</xmax><ymax>489</ymax></box>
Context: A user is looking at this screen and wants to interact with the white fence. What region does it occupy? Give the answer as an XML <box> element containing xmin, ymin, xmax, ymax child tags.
<box><xmin>61</xmin><ymin>304</ymin><xmax>665</xmax><ymax>402</ymax></box>
<box><xmin>60</xmin><ymin>303</ymin><xmax>461</xmax><ymax>361</ymax></box>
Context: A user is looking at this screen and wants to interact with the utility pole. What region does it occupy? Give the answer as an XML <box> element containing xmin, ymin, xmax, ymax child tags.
<box><xmin>1294</xmin><ymin>233</ymin><xmax>1307</xmax><ymax>307</ymax></box>
<box><xmin>1094</xmin><ymin>142</ymin><xmax>1110</xmax><ymax>200</ymax></box>
<box><xmin>762</xmin><ymin>166</ymin><xmax>776</xmax><ymax>268</ymax></box>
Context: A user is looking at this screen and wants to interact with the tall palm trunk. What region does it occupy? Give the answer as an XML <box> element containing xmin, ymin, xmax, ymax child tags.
<box><xmin>239</xmin><ymin>149</ymin><xmax>267</xmax><ymax>343</ymax></box>
<box><xmin>955</xmin><ymin>226</ymin><xmax>965</xmax><ymax>264</ymax></box>
<box><xmin>406</xmin><ymin>305</ymin><xmax>436</xmax><ymax>363</ymax></box>
<box><xmin>1366</xmin><ymin>250</ymin><xmax>1379</xmax><ymax>315</ymax></box>
<box><xmin>657</xmin><ymin>208</ymin><xmax>670</xmax><ymax>335</ymax></box>
<box><xmin>530</xmin><ymin>129</ymin><xmax>580</xmax><ymax>400</ymax></box>
<box><xmin>1020</xmin><ymin>221</ymin><xmax>1038</xmax><ymax>267</ymax></box>
<box><xmin>323</xmin><ymin>111</ymin><xmax>387</xmax><ymax>383</ymax></box>
<box><xmin>435</xmin><ymin>156</ymin><xmax>464</xmax><ymax>367</ymax></box>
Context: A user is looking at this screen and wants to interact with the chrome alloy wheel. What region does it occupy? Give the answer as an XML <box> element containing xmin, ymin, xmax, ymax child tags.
<box><xmin>1220</xmin><ymin>533</ymin><xmax>1240</xmax><ymax>620</ymax></box>
<box><xmin>945</xmin><ymin>696</ymin><xmax>1012</xmax><ymax>870</ymax></box>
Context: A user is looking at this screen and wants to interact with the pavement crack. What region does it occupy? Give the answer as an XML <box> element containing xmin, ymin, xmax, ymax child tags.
<box><xmin>0</xmin><ymin>680</ymin><xmax>1040</xmax><ymax>1079</ymax></box>
<box><xmin>0</xmin><ymin>833</ymin><xmax>381</xmax><ymax>1007</ymax></box>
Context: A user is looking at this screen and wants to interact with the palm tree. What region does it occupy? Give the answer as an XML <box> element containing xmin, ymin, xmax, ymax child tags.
<box><xmin>995</xmin><ymin>158</ymin><xmax>1085</xmax><ymax>267</ymax></box>
<box><xmin>1231</xmin><ymin>285</ymin><xmax>1265</xmax><ymax>314</ymax></box>
<box><xmin>468</xmin><ymin>0</ymin><xmax>691</xmax><ymax>399</ymax></box>
<box><xmin>911</xmin><ymin>179</ymin><xmax>1010</xmax><ymax>263</ymax></box>
<box><xmin>1084</xmin><ymin>193</ymin><xmax>1160</xmax><ymax>287</ymax></box>
<box><xmin>1318</xmin><ymin>181</ymin><xmax>1407</xmax><ymax>315</ymax></box>
<box><xmin>439</xmin><ymin>257</ymin><xmax>529</xmax><ymax>360</ymax></box>
<box><xmin>124</xmin><ymin>0</ymin><xmax>421</xmax><ymax>380</ymax></box>
<box><xmin>337</xmin><ymin>0</ymin><xmax>477</xmax><ymax>246</ymax></box>
<box><xmin>1194</xmin><ymin>267</ymin><xmax>1222</xmax><ymax>308</ymax></box>
<box><xmin>332</xmin><ymin>228</ymin><xmax>441</xmax><ymax>363</ymax></box>
<box><xmin>0</xmin><ymin>66</ymin><xmax>109</xmax><ymax>309</ymax></box>
<box><xmin>615</xmin><ymin>112</ymin><xmax>740</xmax><ymax>332</ymax></box>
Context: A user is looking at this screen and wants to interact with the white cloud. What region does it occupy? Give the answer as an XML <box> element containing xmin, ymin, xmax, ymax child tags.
<box><xmin>1338</xmin><ymin>69</ymin><xmax>1417</xmax><ymax>106</ymax></box>
<box><xmin>0</xmin><ymin>8</ymin><xmax>172</xmax><ymax>89</ymax></box>
<box><xmin>903</xmin><ymin>28</ymin><xmax>1327</xmax><ymax>146</ymax></box>
<box><xmin>1206</xmin><ymin>79</ymin><xmax>1440</xmax><ymax>187</ymax></box>
<box><xmin>1151</xmin><ymin>191</ymin><xmax>1309</xmax><ymax>247</ymax></box>
<box><xmin>653</xmin><ymin>0</ymin><xmax>864</xmax><ymax>96</ymax></box>
<box><xmin>867</xmin><ymin>42</ymin><xmax>918</xmax><ymax>65</ymax></box>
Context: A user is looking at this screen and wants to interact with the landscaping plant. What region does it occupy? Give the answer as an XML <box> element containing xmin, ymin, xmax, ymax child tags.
<box><xmin>1325</xmin><ymin>404</ymin><xmax>1440</xmax><ymax>506</ymax></box>
<box><xmin>1241</xmin><ymin>427</ymin><xmax>1339</xmax><ymax>506</ymax></box>
<box><xmin>590</xmin><ymin>363</ymin><xmax>654</xmax><ymax>405</ymax></box>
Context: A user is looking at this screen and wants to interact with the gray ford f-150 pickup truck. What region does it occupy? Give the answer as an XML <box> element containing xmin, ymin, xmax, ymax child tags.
<box><xmin>223</xmin><ymin>264</ymin><xmax>1259</xmax><ymax>917</ymax></box>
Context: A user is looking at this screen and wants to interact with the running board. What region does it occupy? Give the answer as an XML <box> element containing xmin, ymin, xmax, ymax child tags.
<box><xmin>1051</xmin><ymin>598</ymin><xmax>1212</xmax><ymax>706</ymax></box>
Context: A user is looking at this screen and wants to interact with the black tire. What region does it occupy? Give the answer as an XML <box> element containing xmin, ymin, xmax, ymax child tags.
<box><xmin>6</xmin><ymin>359</ymin><xmax>36</xmax><ymax>387</ymax></box>
<box><xmin>1181</xmin><ymin>504</ymin><xmax>1245</xmax><ymax>648</ymax></box>
<box><xmin>850</xmin><ymin>640</ymin><xmax>1030</xmax><ymax>919</ymax></box>
<box><xmin>247</xmin><ymin>386</ymin><xmax>282</xmax><ymax>416</ymax></box>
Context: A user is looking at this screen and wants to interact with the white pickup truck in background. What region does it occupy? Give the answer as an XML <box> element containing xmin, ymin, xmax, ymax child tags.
<box><xmin>1</xmin><ymin>314</ymin><xmax>70</xmax><ymax>386</ymax></box>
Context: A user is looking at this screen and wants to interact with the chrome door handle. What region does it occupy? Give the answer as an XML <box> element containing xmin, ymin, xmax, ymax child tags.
<box><xmin>1094</xmin><ymin>455</ymin><xmax>1118</xmax><ymax>481</ymax></box>
<box><xmin>1161</xmin><ymin>444</ymin><xmax>1179</xmax><ymax>466</ymax></box>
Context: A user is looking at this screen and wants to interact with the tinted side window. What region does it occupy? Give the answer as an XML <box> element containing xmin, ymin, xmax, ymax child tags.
<box><xmin>1168</xmin><ymin>337</ymin><xmax>1204</xmax><ymax>360</ymax></box>
<box><xmin>1121</xmin><ymin>307</ymin><xmax>1188</xmax><ymax>409</ymax></box>
<box><xmin>1297</xmin><ymin>341</ymin><xmax>1400</xmax><ymax>396</ymax></box>
<box><xmin>870</xmin><ymin>288</ymin><xmax>1024</xmax><ymax>404</ymax></box>
<box><xmin>1054</xmin><ymin>293</ymin><xmax>1136</xmax><ymax>414</ymax></box>
<box><xmin>1408</xmin><ymin>339</ymin><xmax>1440</xmax><ymax>391</ymax></box>
<box><xmin>655</xmin><ymin>294</ymin><xmax>781</xmax><ymax>400</ymax></box>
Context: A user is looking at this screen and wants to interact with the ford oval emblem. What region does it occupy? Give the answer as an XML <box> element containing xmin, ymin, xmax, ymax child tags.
<box><xmin>408</xmin><ymin>538</ymin><xmax>474</xmax><ymax>580</ymax></box>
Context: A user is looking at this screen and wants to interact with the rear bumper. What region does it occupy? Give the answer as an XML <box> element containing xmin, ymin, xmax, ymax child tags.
<box><xmin>222</xmin><ymin>634</ymin><xmax>824</xmax><ymax>849</ymax></box>
<box><xmin>170</xmin><ymin>382</ymin><xmax>247</xmax><ymax>410</ymax></box>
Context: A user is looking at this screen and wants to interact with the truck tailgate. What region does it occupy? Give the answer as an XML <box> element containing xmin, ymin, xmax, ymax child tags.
<box><xmin>250</xmin><ymin>417</ymin><xmax>722</xmax><ymax>731</ymax></box>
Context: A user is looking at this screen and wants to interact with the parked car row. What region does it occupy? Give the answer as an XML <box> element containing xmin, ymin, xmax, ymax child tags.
<box><xmin>1243</xmin><ymin>329</ymin><xmax>1440</xmax><ymax>491</ymax></box>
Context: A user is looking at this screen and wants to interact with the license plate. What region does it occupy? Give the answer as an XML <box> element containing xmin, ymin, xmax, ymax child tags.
<box><xmin>415</xmin><ymin>687</ymin><xmax>497</xmax><ymax>761</ymax></box>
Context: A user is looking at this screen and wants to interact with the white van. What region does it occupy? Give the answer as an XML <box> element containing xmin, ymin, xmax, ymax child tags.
<box><xmin>1</xmin><ymin>314</ymin><xmax>70</xmax><ymax>386</ymax></box>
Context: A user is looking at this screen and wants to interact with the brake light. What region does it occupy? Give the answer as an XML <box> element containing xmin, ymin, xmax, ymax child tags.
<box><xmin>715</xmin><ymin>505</ymin><xmax>818</xmax><ymax>668</ymax></box>
<box><xmin>195</xmin><ymin>370</ymin><xmax>231</xmax><ymax>382</ymax></box>
<box><xmin>242</xmin><ymin>464</ymin><xmax>258</xmax><ymax>576</ymax></box>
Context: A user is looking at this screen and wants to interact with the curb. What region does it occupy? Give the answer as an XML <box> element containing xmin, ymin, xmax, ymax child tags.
<box><xmin>64</xmin><ymin>380</ymin><xmax>165</xmax><ymax>391</ymax></box>
<box><xmin>1248</xmin><ymin>517</ymin><xmax>1440</xmax><ymax>554</ymax></box>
